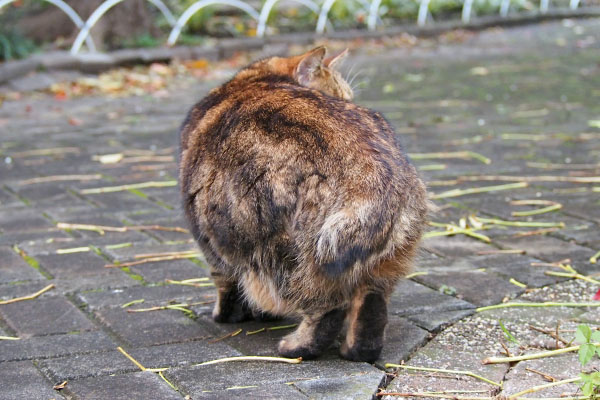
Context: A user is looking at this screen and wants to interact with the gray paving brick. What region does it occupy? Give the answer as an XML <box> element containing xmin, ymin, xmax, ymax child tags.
<box><xmin>64</xmin><ymin>371</ymin><xmax>182</xmax><ymax>400</ymax></box>
<box><xmin>94</xmin><ymin>307</ymin><xmax>211</xmax><ymax>347</ymax></box>
<box><xmin>0</xmin><ymin>295</ymin><xmax>96</xmax><ymax>337</ymax></box>
<box><xmin>36</xmin><ymin>252</ymin><xmax>111</xmax><ymax>277</ymax></box>
<box><xmin>166</xmin><ymin>359</ymin><xmax>383</xmax><ymax>395</ymax></box>
<box><xmin>130</xmin><ymin>259</ymin><xmax>209</xmax><ymax>284</ymax></box>
<box><xmin>413</xmin><ymin>270</ymin><xmax>525</xmax><ymax>306</ymax></box>
<box><xmin>75</xmin><ymin>284</ymin><xmax>213</xmax><ymax>310</ymax></box>
<box><xmin>0</xmin><ymin>245</ymin><xmax>46</xmax><ymax>283</ymax></box>
<box><xmin>0</xmin><ymin>361</ymin><xmax>60</xmax><ymax>400</ymax></box>
<box><xmin>0</xmin><ymin>330</ymin><xmax>117</xmax><ymax>362</ymax></box>
<box><xmin>388</xmin><ymin>280</ymin><xmax>475</xmax><ymax>317</ymax></box>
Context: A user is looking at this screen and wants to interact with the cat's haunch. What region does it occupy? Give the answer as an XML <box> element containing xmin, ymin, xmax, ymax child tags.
<box><xmin>179</xmin><ymin>46</ymin><xmax>428</xmax><ymax>362</ymax></box>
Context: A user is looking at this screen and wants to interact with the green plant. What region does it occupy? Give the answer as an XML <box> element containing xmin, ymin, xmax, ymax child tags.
<box><xmin>576</xmin><ymin>324</ymin><xmax>600</xmax><ymax>397</ymax></box>
<box><xmin>0</xmin><ymin>28</ymin><xmax>36</xmax><ymax>61</ymax></box>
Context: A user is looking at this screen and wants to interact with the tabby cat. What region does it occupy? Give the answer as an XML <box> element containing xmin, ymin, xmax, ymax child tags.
<box><xmin>179</xmin><ymin>46</ymin><xmax>428</xmax><ymax>362</ymax></box>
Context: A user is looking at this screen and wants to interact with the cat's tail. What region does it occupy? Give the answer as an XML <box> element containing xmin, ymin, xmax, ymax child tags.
<box><xmin>312</xmin><ymin>192</ymin><xmax>427</xmax><ymax>276</ymax></box>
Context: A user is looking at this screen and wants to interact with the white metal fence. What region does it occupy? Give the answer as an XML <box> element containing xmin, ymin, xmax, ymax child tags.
<box><xmin>0</xmin><ymin>0</ymin><xmax>588</xmax><ymax>54</ymax></box>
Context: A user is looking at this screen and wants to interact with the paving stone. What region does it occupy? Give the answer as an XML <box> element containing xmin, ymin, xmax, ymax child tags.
<box><xmin>422</xmin><ymin>235</ymin><xmax>497</xmax><ymax>257</ymax></box>
<box><xmin>407</xmin><ymin>309</ymin><xmax>474</xmax><ymax>332</ymax></box>
<box><xmin>500</xmin><ymin>352</ymin><xmax>599</xmax><ymax>397</ymax></box>
<box><xmin>38</xmin><ymin>341</ymin><xmax>241</xmax><ymax>382</ymax></box>
<box><xmin>130</xmin><ymin>259</ymin><xmax>209</xmax><ymax>284</ymax></box>
<box><xmin>0</xmin><ymin>330</ymin><xmax>117</xmax><ymax>362</ymax></box>
<box><xmin>64</xmin><ymin>371</ymin><xmax>182</xmax><ymax>400</ymax></box>
<box><xmin>94</xmin><ymin>307</ymin><xmax>211</xmax><ymax>347</ymax></box>
<box><xmin>468</xmin><ymin>253</ymin><xmax>562</xmax><ymax>287</ymax></box>
<box><xmin>377</xmin><ymin>316</ymin><xmax>430</xmax><ymax>365</ymax></box>
<box><xmin>35</xmin><ymin>252</ymin><xmax>111</xmax><ymax>277</ymax></box>
<box><xmin>0</xmin><ymin>295</ymin><xmax>96</xmax><ymax>337</ymax></box>
<box><xmin>0</xmin><ymin>361</ymin><xmax>59</xmax><ymax>400</ymax></box>
<box><xmin>166</xmin><ymin>359</ymin><xmax>383</xmax><ymax>395</ymax></box>
<box><xmin>388</xmin><ymin>280</ymin><xmax>475</xmax><ymax>317</ymax></box>
<box><xmin>496</xmin><ymin>235</ymin><xmax>597</xmax><ymax>273</ymax></box>
<box><xmin>75</xmin><ymin>284</ymin><xmax>213</xmax><ymax>310</ymax></box>
<box><xmin>383</xmin><ymin>316</ymin><xmax>510</xmax><ymax>399</ymax></box>
<box><xmin>0</xmin><ymin>245</ymin><xmax>45</xmax><ymax>283</ymax></box>
<box><xmin>293</xmin><ymin>370</ymin><xmax>383</xmax><ymax>399</ymax></box>
<box><xmin>414</xmin><ymin>270</ymin><xmax>525</xmax><ymax>306</ymax></box>
<box><xmin>200</xmin><ymin>384</ymin><xmax>308</xmax><ymax>399</ymax></box>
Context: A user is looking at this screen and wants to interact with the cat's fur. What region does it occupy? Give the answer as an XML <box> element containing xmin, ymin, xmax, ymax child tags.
<box><xmin>179</xmin><ymin>46</ymin><xmax>428</xmax><ymax>362</ymax></box>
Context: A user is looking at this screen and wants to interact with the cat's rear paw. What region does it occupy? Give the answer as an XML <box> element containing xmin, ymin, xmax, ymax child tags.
<box><xmin>339</xmin><ymin>342</ymin><xmax>382</xmax><ymax>363</ymax></box>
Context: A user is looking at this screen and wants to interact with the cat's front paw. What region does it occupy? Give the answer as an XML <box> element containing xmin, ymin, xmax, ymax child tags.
<box><xmin>212</xmin><ymin>301</ymin><xmax>252</xmax><ymax>323</ymax></box>
<box><xmin>252</xmin><ymin>310</ymin><xmax>282</xmax><ymax>322</ymax></box>
<box><xmin>339</xmin><ymin>342</ymin><xmax>382</xmax><ymax>363</ymax></box>
<box><xmin>278</xmin><ymin>337</ymin><xmax>322</xmax><ymax>360</ymax></box>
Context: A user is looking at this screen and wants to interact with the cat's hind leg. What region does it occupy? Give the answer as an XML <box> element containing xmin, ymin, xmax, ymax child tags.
<box><xmin>339</xmin><ymin>288</ymin><xmax>388</xmax><ymax>363</ymax></box>
<box><xmin>278</xmin><ymin>308</ymin><xmax>346</xmax><ymax>360</ymax></box>
<box><xmin>211</xmin><ymin>269</ymin><xmax>253</xmax><ymax>323</ymax></box>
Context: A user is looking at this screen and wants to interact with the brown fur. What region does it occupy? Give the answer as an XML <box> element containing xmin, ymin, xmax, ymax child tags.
<box><xmin>179</xmin><ymin>46</ymin><xmax>429</xmax><ymax>361</ymax></box>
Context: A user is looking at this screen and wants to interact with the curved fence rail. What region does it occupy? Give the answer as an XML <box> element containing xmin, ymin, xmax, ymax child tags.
<box><xmin>0</xmin><ymin>0</ymin><xmax>588</xmax><ymax>54</ymax></box>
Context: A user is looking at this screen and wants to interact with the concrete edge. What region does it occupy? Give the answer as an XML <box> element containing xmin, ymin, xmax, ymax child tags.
<box><xmin>1</xmin><ymin>7</ymin><xmax>599</xmax><ymax>85</ymax></box>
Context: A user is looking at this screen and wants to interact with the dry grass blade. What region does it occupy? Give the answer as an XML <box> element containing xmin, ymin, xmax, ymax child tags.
<box><xmin>525</xmin><ymin>367</ymin><xmax>557</xmax><ymax>382</ymax></box>
<box><xmin>477</xmin><ymin>302</ymin><xmax>600</xmax><ymax>313</ymax></box>
<box><xmin>53</xmin><ymin>381</ymin><xmax>68</xmax><ymax>390</ymax></box>
<box><xmin>166</xmin><ymin>278</ymin><xmax>214</xmax><ymax>288</ymax></box>
<box><xmin>195</xmin><ymin>356</ymin><xmax>302</xmax><ymax>366</ymax></box>
<box><xmin>134</xmin><ymin>250</ymin><xmax>198</xmax><ymax>259</ymax></box>
<box><xmin>117</xmin><ymin>346</ymin><xmax>147</xmax><ymax>371</ymax></box>
<box><xmin>511</xmin><ymin>200</ymin><xmax>562</xmax><ymax>217</ymax></box>
<box><xmin>513</xmin><ymin>228</ymin><xmax>560</xmax><ymax>237</ymax></box>
<box><xmin>474</xmin><ymin>216</ymin><xmax>564</xmax><ymax>228</ymax></box>
<box><xmin>0</xmin><ymin>336</ymin><xmax>20</xmax><ymax>340</ymax></box>
<box><xmin>209</xmin><ymin>328</ymin><xmax>243</xmax><ymax>343</ymax></box>
<box><xmin>0</xmin><ymin>284</ymin><xmax>55</xmax><ymax>305</ymax></box>
<box><xmin>19</xmin><ymin>174</ymin><xmax>103</xmax><ymax>185</ymax></box>
<box><xmin>507</xmin><ymin>377</ymin><xmax>580</xmax><ymax>399</ymax></box>
<box><xmin>105</xmin><ymin>253</ymin><xmax>201</xmax><ymax>268</ymax></box>
<box><xmin>431</xmin><ymin>182</ymin><xmax>528</xmax><ymax>199</ymax></box>
<box><xmin>482</xmin><ymin>344</ymin><xmax>600</xmax><ymax>364</ymax></box>
<box><xmin>477</xmin><ymin>249</ymin><xmax>526</xmax><ymax>255</ymax></box>
<box><xmin>12</xmin><ymin>147</ymin><xmax>79</xmax><ymax>157</ymax></box>
<box><xmin>79</xmin><ymin>180</ymin><xmax>177</xmax><ymax>194</ymax></box>
<box><xmin>56</xmin><ymin>246</ymin><xmax>91</xmax><ymax>254</ymax></box>
<box><xmin>57</xmin><ymin>222</ymin><xmax>188</xmax><ymax>235</ymax></box>
<box><xmin>409</xmin><ymin>151</ymin><xmax>491</xmax><ymax>164</ymax></box>
<box><xmin>457</xmin><ymin>175</ymin><xmax>600</xmax><ymax>184</ymax></box>
<box><xmin>590</xmin><ymin>250</ymin><xmax>600</xmax><ymax>264</ymax></box>
<box><xmin>384</xmin><ymin>363</ymin><xmax>501</xmax><ymax>387</ymax></box>
<box><xmin>376</xmin><ymin>393</ymin><xmax>492</xmax><ymax>399</ymax></box>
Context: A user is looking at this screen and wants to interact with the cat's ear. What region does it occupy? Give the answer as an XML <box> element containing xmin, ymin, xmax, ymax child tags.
<box><xmin>324</xmin><ymin>48</ymin><xmax>348</xmax><ymax>70</ymax></box>
<box><xmin>295</xmin><ymin>46</ymin><xmax>327</xmax><ymax>86</ymax></box>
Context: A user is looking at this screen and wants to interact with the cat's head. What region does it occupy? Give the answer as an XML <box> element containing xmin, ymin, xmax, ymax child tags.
<box><xmin>266</xmin><ymin>46</ymin><xmax>353</xmax><ymax>101</ymax></box>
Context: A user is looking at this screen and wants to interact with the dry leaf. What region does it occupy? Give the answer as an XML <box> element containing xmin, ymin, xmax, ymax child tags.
<box><xmin>53</xmin><ymin>381</ymin><xmax>68</xmax><ymax>390</ymax></box>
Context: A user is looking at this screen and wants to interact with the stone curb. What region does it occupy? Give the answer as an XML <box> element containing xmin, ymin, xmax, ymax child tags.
<box><xmin>0</xmin><ymin>7</ymin><xmax>599</xmax><ymax>86</ymax></box>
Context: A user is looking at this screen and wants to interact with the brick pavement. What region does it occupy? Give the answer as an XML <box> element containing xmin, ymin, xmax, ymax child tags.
<box><xmin>0</xmin><ymin>19</ymin><xmax>599</xmax><ymax>399</ymax></box>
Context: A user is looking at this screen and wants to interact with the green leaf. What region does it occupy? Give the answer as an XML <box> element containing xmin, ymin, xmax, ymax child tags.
<box><xmin>591</xmin><ymin>330</ymin><xmax>600</xmax><ymax>343</ymax></box>
<box><xmin>498</xmin><ymin>319</ymin><xmax>519</xmax><ymax>345</ymax></box>
<box><xmin>581</xmin><ymin>381</ymin><xmax>593</xmax><ymax>397</ymax></box>
<box><xmin>577</xmin><ymin>324</ymin><xmax>592</xmax><ymax>344</ymax></box>
<box><xmin>591</xmin><ymin>371</ymin><xmax>600</xmax><ymax>385</ymax></box>
<box><xmin>579</xmin><ymin>343</ymin><xmax>596</xmax><ymax>366</ymax></box>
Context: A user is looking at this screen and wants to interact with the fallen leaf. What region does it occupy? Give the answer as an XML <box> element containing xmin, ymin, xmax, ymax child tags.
<box><xmin>53</xmin><ymin>381</ymin><xmax>68</xmax><ymax>390</ymax></box>
<box><xmin>68</xmin><ymin>117</ymin><xmax>83</xmax><ymax>126</ymax></box>
<box><xmin>470</xmin><ymin>66</ymin><xmax>489</xmax><ymax>76</ymax></box>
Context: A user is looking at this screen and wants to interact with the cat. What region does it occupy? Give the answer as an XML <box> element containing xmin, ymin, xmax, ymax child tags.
<box><xmin>178</xmin><ymin>46</ymin><xmax>428</xmax><ymax>363</ymax></box>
